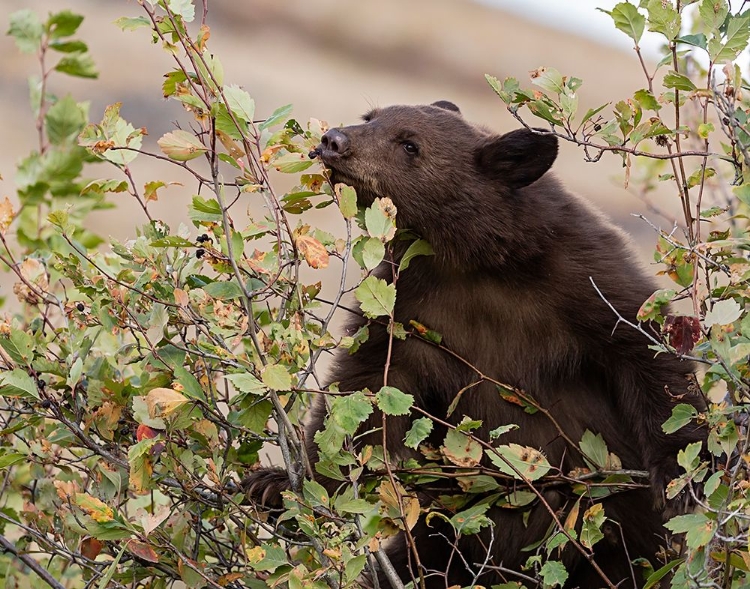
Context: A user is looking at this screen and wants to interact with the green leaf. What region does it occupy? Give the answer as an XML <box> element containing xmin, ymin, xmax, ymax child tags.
<box><xmin>404</xmin><ymin>417</ymin><xmax>433</xmax><ymax>449</ymax></box>
<box><xmin>223</xmin><ymin>84</ymin><xmax>256</xmax><ymax>124</ymax></box>
<box><xmin>699</xmin><ymin>0</ymin><xmax>728</xmax><ymax>31</ymax></box>
<box><xmin>489</xmin><ymin>444</ymin><xmax>550</xmax><ymax>481</ymax></box>
<box><xmin>48</xmin><ymin>40</ymin><xmax>88</xmax><ymax>53</ymax></box>
<box><xmin>202</xmin><ymin>281</ymin><xmax>244</xmax><ymax>300</ymax></box>
<box><xmin>54</xmin><ymin>52</ymin><xmax>98</xmax><ymax>79</ymax></box>
<box><xmin>272</xmin><ymin>152</ymin><xmax>312</xmax><ymax>174</ymax></box>
<box><xmin>0</xmin><ymin>369</ymin><xmax>39</xmax><ymax>399</ymax></box>
<box><xmin>580</xmin><ymin>430</ymin><xmax>608</xmax><ymax>470</ymax></box>
<box><xmin>704</xmin><ymin>298</ymin><xmax>741</xmax><ymax>327</ymax></box>
<box><xmin>663</xmin><ymin>71</ymin><xmax>696</xmax><ymax>91</ymax></box>
<box><xmin>167</xmin><ymin>0</ymin><xmax>196</xmax><ymax>22</ymax></box>
<box><xmin>361</xmin><ymin>237</ymin><xmax>385</xmax><ymax>271</ymax></box>
<box><xmin>337</xmin><ymin>184</ymin><xmax>358</xmax><ymax>219</ymax></box>
<box><xmin>664</xmin><ymin>513</ymin><xmax>716</xmax><ymax>549</ymax></box>
<box><xmin>46</xmin><ymin>10</ymin><xmax>84</xmax><ymax>39</ymax></box>
<box><xmin>375</xmin><ymin>386</ymin><xmax>413</xmax><ymax>416</ymax></box>
<box><xmin>259</xmin><ymin>104</ymin><xmax>292</xmax><ymax>131</ymax></box>
<box><xmin>646</xmin><ymin>0</ymin><xmax>681</xmax><ymax>40</ymax></box>
<box><xmin>302</xmin><ymin>479</ymin><xmax>330</xmax><ymax>508</ymax></box>
<box><xmin>248</xmin><ymin>543</ymin><xmax>287</xmax><ymax>572</ymax></box>
<box><xmin>0</xmin><ymin>452</ymin><xmax>28</xmax><ymax>469</ymax></box>
<box><xmin>580</xmin><ymin>503</ymin><xmax>606</xmax><ymax>549</ymax></box>
<box><xmin>643</xmin><ymin>559</ymin><xmax>685</xmax><ymax>589</ymax></box>
<box><xmin>331</xmin><ymin>391</ymin><xmax>373</xmax><ymax>434</ymax></box>
<box><xmin>157</xmin><ymin>130</ymin><xmax>207</xmax><ymax>161</ymax></box>
<box><xmin>442</xmin><ymin>428</ymin><xmax>483</xmax><ymax>467</ymax></box>
<box><xmin>399</xmin><ymin>239</ymin><xmax>434</xmax><ymax>272</ymax></box>
<box><xmin>355</xmin><ymin>276</ymin><xmax>396</xmax><ymax>318</ymax></box>
<box><xmin>8</xmin><ymin>10</ymin><xmax>43</xmax><ymax>54</ymax></box>
<box><xmin>603</xmin><ymin>3</ymin><xmax>646</xmax><ymax>44</ymax></box>
<box><xmin>489</xmin><ymin>423</ymin><xmax>519</xmax><ymax>439</ymax></box>
<box><xmin>633</xmin><ymin>89</ymin><xmax>661</xmax><ymax>111</ymax></box>
<box><xmin>539</xmin><ymin>560</ymin><xmax>568</xmax><ymax>588</ymax></box>
<box><xmin>364</xmin><ymin>198</ymin><xmax>397</xmax><ymax>242</ymax></box>
<box><xmin>261</xmin><ymin>364</ymin><xmax>292</xmax><ymax>391</ymax></box>
<box><xmin>45</xmin><ymin>95</ymin><xmax>87</xmax><ymax>145</ymax></box>
<box><xmin>150</xmin><ymin>236</ymin><xmax>194</xmax><ymax>248</ymax></box>
<box><xmin>662</xmin><ymin>403</ymin><xmax>698</xmax><ymax>434</ymax></box>
<box><xmin>114</xmin><ymin>16</ymin><xmax>151</xmax><ymax>31</ymax></box>
<box><xmin>710</xmin><ymin>14</ymin><xmax>750</xmax><ymax>62</ymax></box>
<box><xmin>530</xmin><ymin>67</ymin><xmax>565</xmax><ymax>96</ymax></box>
<box><xmin>0</xmin><ymin>330</ymin><xmax>34</xmax><ymax>365</ymax></box>
<box><xmin>449</xmin><ymin>503</ymin><xmax>492</xmax><ymax>535</ymax></box>
<box><xmin>677</xmin><ymin>441</ymin><xmax>703</xmax><ymax>471</ymax></box>
<box><xmin>676</xmin><ymin>33</ymin><xmax>707</xmax><ymax>49</ymax></box>
<box><xmin>225</xmin><ymin>373</ymin><xmax>266</xmax><ymax>395</ymax></box>
<box><xmin>637</xmin><ymin>288</ymin><xmax>676</xmax><ymax>322</ymax></box>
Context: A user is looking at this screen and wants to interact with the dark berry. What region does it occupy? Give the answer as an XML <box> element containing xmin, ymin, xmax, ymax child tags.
<box><xmin>196</xmin><ymin>248</ymin><xmax>205</xmax><ymax>259</ymax></box>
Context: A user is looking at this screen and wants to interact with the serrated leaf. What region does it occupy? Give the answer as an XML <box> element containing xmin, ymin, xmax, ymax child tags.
<box><xmin>365</xmin><ymin>197</ymin><xmax>397</xmax><ymax>242</ymax></box>
<box><xmin>167</xmin><ymin>0</ymin><xmax>195</xmax><ymax>22</ymax></box>
<box><xmin>259</xmin><ymin>103</ymin><xmax>292</xmax><ymax>130</ymax></box>
<box><xmin>699</xmin><ymin>0</ymin><xmax>728</xmax><ymax>31</ymax></box>
<box><xmin>375</xmin><ymin>386</ymin><xmax>413</xmax><ymax>416</ymax></box>
<box><xmin>663</xmin><ymin>71</ymin><xmax>696</xmax><ymax>91</ymax></box>
<box><xmin>55</xmin><ymin>52</ymin><xmax>98</xmax><ymax>79</ymax></box>
<box><xmin>634</xmin><ymin>89</ymin><xmax>661</xmax><ymax>111</ymax></box>
<box><xmin>662</xmin><ymin>403</ymin><xmax>698</xmax><ymax>434</ymax></box>
<box><xmin>442</xmin><ymin>429</ymin><xmax>483</xmax><ymax>467</ymax></box>
<box><xmin>355</xmin><ymin>276</ymin><xmax>396</xmax><ymax>318</ymax></box>
<box><xmin>704</xmin><ymin>298</ymin><xmax>741</xmax><ymax>326</ymax></box>
<box><xmin>47</xmin><ymin>10</ymin><xmax>84</xmax><ymax>39</ymax></box>
<box><xmin>580</xmin><ymin>430</ymin><xmax>608</xmax><ymax>470</ymax></box>
<box><xmin>539</xmin><ymin>560</ymin><xmax>568</xmax><ymax>588</ymax></box>
<box><xmin>45</xmin><ymin>95</ymin><xmax>87</xmax><ymax>144</ymax></box>
<box><xmin>247</xmin><ymin>544</ymin><xmax>287</xmax><ymax>572</ymax></box>
<box><xmin>449</xmin><ymin>503</ymin><xmax>492</xmax><ymax>535</ymax></box>
<box><xmin>157</xmin><ymin>130</ymin><xmax>207</xmax><ymax>161</ymax></box>
<box><xmin>0</xmin><ymin>369</ymin><xmax>39</xmax><ymax>399</ymax></box>
<box><xmin>489</xmin><ymin>443</ymin><xmax>550</xmax><ymax>481</ymax></box>
<box><xmin>331</xmin><ymin>391</ymin><xmax>372</xmax><ymax>434</ymax></box>
<box><xmin>710</xmin><ymin>13</ymin><xmax>750</xmax><ymax>62</ymax></box>
<box><xmin>361</xmin><ymin>237</ymin><xmax>385</xmax><ymax>271</ymax></box>
<box><xmin>647</xmin><ymin>0</ymin><xmax>681</xmax><ymax>40</ymax></box>
<box><xmin>581</xmin><ymin>503</ymin><xmax>606</xmax><ymax>549</ymax></box>
<box><xmin>261</xmin><ymin>364</ymin><xmax>292</xmax><ymax>391</ymax></box>
<box><xmin>404</xmin><ymin>417</ymin><xmax>433</xmax><ymax>449</ymax></box>
<box><xmin>336</xmin><ymin>184</ymin><xmax>358</xmax><ymax>219</ymax></box>
<box><xmin>8</xmin><ymin>10</ymin><xmax>43</xmax><ymax>54</ymax></box>
<box><xmin>664</xmin><ymin>513</ymin><xmax>716</xmax><ymax>549</ymax></box>
<box><xmin>604</xmin><ymin>3</ymin><xmax>646</xmax><ymax>43</ymax></box>
<box><xmin>224</xmin><ymin>84</ymin><xmax>255</xmax><ymax>124</ymax></box>
<box><xmin>225</xmin><ymin>373</ymin><xmax>266</xmax><ymax>395</ymax></box>
<box><xmin>296</xmin><ymin>234</ymin><xmax>329</xmax><ymax>269</ymax></box>
<box><xmin>115</xmin><ymin>16</ymin><xmax>151</xmax><ymax>31</ymax></box>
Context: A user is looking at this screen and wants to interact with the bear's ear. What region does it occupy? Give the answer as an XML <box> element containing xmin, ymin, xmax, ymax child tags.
<box><xmin>474</xmin><ymin>128</ymin><xmax>558</xmax><ymax>188</ymax></box>
<box><xmin>431</xmin><ymin>100</ymin><xmax>461</xmax><ymax>113</ymax></box>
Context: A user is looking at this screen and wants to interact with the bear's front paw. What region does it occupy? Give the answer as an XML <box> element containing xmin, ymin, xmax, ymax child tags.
<box><xmin>241</xmin><ymin>467</ymin><xmax>290</xmax><ymax>510</ymax></box>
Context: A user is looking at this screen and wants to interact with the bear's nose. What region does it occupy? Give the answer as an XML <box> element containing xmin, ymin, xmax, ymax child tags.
<box><xmin>319</xmin><ymin>128</ymin><xmax>350</xmax><ymax>155</ymax></box>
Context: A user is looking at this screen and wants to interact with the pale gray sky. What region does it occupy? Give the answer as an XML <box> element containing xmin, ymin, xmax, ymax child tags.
<box><xmin>478</xmin><ymin>0</ymin><xmax>665</xmax><ymax>58</ymax></box>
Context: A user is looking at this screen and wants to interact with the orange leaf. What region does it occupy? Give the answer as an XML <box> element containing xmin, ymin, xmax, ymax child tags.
<box><xmin>136</xmin><ymin>424</ymin><xmax>159</xmax><ymax>442</ymax></box>
<box><xmin>296</xmin><ymin>234</ymin><xmax>329</xmax><ymax>269</ymax></box>
<box><xmin>80</xmin><ymin>537</ymin><xmax>103</xmax><ymax>560</ymax></box>
<box><xmin>145</xmin><ymin>387</ymin><xmax>189</xmax><ymax>418</ymax></box>
<box><xmin>75</xmin><ymin>493</ymin><xmax>114</xmax><ymax>523</ymax></box>
<box><xmin>126</xmin><ymin>539</ymin><xmax>159</xmax><ymax>563</ymax></box>
<box><xmin>0</xmin><ymin>197</ymin><xmax>15</xmax><ymax>234</ymax></box>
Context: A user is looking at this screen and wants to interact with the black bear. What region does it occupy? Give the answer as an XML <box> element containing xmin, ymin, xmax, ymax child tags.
<box><xmin>245</xmin><ymin>101</ymin><xmax>706</xmax><ymax>588</ymax></box>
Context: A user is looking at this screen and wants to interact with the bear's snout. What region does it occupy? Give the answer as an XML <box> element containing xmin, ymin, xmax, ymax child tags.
<box><xmin>318</xmin><ymin>128</ymin><xmax>350</xmax><ymax>160</ymax></box>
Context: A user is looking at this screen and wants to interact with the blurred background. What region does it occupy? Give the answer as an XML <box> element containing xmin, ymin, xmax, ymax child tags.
<box><xmin>0</xmin><ymin>0</ymin><xmax>679</xmax><ymax>262</ymax></box>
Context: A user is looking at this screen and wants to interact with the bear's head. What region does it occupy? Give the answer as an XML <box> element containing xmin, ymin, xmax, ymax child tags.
<box><xmin>314</xmin><ymin>102</ymin><xmax>559</xmax><ymax>268</ymax></box>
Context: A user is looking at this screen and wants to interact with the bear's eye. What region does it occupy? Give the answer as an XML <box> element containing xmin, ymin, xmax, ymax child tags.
<box><xmin>402</xmin><ymin>141</ymin><xmax>419</xmax><ymax>155</ymax></box>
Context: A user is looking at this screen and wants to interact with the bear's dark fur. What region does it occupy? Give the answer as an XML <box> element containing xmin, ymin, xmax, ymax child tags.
<box><xmin>245</xmin><ymin>102</ymin><xmax>706</xmax><ymax>588</ymax></box>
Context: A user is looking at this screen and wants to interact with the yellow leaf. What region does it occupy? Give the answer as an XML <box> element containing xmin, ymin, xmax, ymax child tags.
<box><xmin>296</xmin><ymin>234</ymin><xmax>329</xmax><ymax>269</ymax></box>
<box><xmin>0</xmin><ymin>197</ymin><xmax>15</xmax><ymax>234</ymax></box>
<box><xmin>75</xmin><ymin>493</ymin><xmax>114</xmax><ymax>523</ymax></box>
<box><xmin>145</xmin><ymin>387</ymin><xmax>189</xmax><ymax>418</ymax></box>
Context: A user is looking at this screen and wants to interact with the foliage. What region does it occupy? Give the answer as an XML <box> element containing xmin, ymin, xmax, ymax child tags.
<box><xmin>1</xmin><ymin>1</ymin><xmax>750</xmax><ymax>588</ymax></box>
